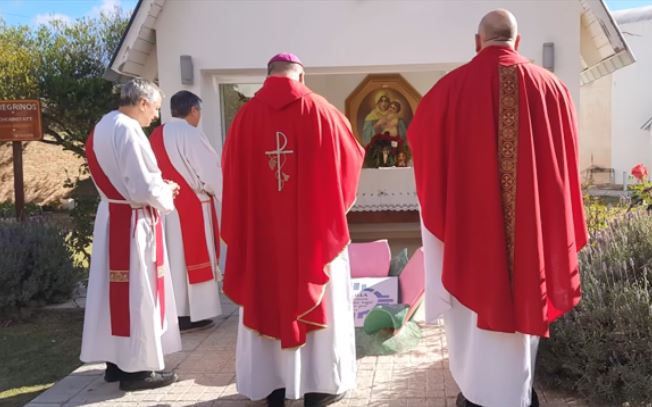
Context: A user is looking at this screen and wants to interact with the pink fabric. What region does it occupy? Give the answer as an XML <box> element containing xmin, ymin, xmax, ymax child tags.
<box><xmin>348</xmin><ymin>240</ymin><xmax>391</xmax><ymax>278</ymax></box>
<box><xmin>399</xmin><ymin>248</ymin><xmax>425</xmax><ymax>306</ymax></box>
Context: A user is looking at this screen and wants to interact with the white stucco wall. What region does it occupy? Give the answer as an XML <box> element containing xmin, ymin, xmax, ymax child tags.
<box><xmin>611</xmin><ymin>18</ymin><xmax>652</xmax><ymax>183</ymax></box>
<box><xmin>579</xmin><ymin>74</ymin><xmax>612</xmax><ymax>174</ymax></box>
<box><xmin>152</xmin><ymin>0</ymin><xmax>580</xmax><ymax>150</ymax></box>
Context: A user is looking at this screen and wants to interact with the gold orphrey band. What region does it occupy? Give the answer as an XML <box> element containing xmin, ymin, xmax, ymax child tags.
<box><xmin>498</xmin><ymin>65</ymin><xmax>519</xmax><ymax>278</ymax></box>
<box><xmin>109</xmin><ymin>270</ymin><xmax>129</xmax><ymax>282</ymax></box>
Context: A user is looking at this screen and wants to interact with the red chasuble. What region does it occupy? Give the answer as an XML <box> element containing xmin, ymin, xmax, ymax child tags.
<box><xmin>150</xmin><ymin>125</ymin><xmax>218</xmax><ymax>284</ymax></box>
<box><xmin>86</xmin><ymin>131</ymin><xmax>165</xmax><ymax>336</ymax></box>
<box><xmin>222</xmin><ymin>77</ymin><xmax>364</xmax><ymax>348</ymax></box>
<box><xmin>407</xmin><ymin>46</ymin><xmax>588</xmax><ymax>337</ymax></box>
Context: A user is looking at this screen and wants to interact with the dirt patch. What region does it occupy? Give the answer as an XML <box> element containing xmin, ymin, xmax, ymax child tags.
<box><xmin>0</xmin><ymin>142</ymin><xmax>86</xmax><ymax>206</ymax></box>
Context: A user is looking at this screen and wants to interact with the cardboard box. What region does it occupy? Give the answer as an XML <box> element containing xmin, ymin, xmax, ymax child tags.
<box><xmin>351</xmin><ymin>277</ymin><xmax>398</xmax><ymax>327</ymax></box>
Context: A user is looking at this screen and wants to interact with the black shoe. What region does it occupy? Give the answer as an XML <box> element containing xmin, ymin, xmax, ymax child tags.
<box><xmin>304</xmin><ymin>391</ymin><xmax>346</xmax><ymax>407</ymax></box>
<box><xmin>178</xmin><ymin>316</ymin><xmax>215</xmax><ymax>333</ymax></box>
<box><xmin>119</xmin><ymin>371</ymin><xmax>178</xmax><ymax>391</ymax></box>
<box><xmin>104</xmin><ymin>362</ymin><xmax>128</xmax><ymax>383</ymax></box>
<box><xmin>530</xmin><ymin>389</ymin><xmax>540</xmax><ymax>407</ymax></box>
<box><xmin>266</xmin><ymin>388</ymin><xmax>286</xmax><ymax>407</ymax></box>
<box><xmin>456</xmin><ymin>393</ymin><xmax>483</xmax><ymax>407</ymax></box>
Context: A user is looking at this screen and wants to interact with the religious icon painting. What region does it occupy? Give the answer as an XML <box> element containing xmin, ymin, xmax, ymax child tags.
<box><xmin>345</xmin><ymin>74</ymin><xmax>421</xmax><ymax>168</ymax></box>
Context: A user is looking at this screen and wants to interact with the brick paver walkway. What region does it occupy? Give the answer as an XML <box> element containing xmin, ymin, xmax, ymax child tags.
<box><xmin>26</xmin><ymin>301</ymin><xmax>582</xmax><ymax>407</ymax></box>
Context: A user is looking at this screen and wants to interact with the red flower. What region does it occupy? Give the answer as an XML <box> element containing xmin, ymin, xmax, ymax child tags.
<box><xmin>631</xmin><ymin>163</ymin><xmax>648</xmax><ymax>181</ymax></box>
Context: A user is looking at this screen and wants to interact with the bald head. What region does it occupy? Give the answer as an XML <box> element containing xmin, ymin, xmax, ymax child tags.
<box><xmin>476</xmin><ymin>9</ymin><xmax>520</xmax><ymax>51</ymax></box>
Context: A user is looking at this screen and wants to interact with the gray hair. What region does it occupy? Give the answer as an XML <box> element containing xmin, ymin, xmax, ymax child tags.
<box><xmin>119</xmin><ymin>78</ymin><xmax>163</xmax><ymax>107</ymax></box>
<box><xmin>267</xmin><ymin>61</ymin><xmax>304</xmax><ymax>76</ymax></box>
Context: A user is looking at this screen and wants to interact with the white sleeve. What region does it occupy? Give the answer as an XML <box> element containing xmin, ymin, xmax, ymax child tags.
<box><xmin>117</xmin><ymin>123</ymin><xmax>175</xmax><ymax>213</ymax></box>
<box><xmin>421</xmin><ymin>215</ymin><xmax>451</xmax><ymax>323</ymax></box>
<box><xmin>183</xmin><ymin>129</ymin><xmax>222</xmax><ymax>201</ymax></box>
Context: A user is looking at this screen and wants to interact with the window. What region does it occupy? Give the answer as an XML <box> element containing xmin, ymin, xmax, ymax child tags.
<box><xmin>219</xmin><ymin>83</ymin><xmax>262</xmax><ymax>143</ymax></box>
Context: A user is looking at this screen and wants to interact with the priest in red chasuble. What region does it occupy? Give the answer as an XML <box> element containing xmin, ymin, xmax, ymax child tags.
<box><xmin>222</xmin><ymin>53</ymin><xmax>364</xmax><ymax>406</ymax></box>
<box><xmin>150</xmin><ymin>91</ymin><xmax>223</xmax><ymax>333</ymax></box>
<box><xmin>80</xmin><ymin>79</ymin><xmax>182</xmax><ymax>391</ymax></box>
<box><xmin>408</xmin><ymin>10</ymin><xmax>587</xmax><ymax>407</ymax></box>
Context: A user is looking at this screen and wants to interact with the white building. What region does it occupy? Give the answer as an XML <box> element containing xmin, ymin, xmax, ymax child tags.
<box><xmin>108</xmin><ymin>0</ymin><xmax>631</xmax><ymax>144</ymax></box>
<box><xmin>106</xmin><ymin>0</ymin><xmax>633</xmax><ymax>247</ymax></box>
<box><xmin>610</xmin><ymin>6</ymin><xmax>651</xmax><ymax>184</ymax></box>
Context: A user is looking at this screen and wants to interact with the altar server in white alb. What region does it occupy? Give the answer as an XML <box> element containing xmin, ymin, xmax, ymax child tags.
<box><xmin>150</xmin><ymin>90</ymin><xmax>223</xmax><ymax>332</ymax></box>
<box><xmin>80</xmin><ymin>78</ymin><xmax>182</xmax><ymax>391</ymax></box>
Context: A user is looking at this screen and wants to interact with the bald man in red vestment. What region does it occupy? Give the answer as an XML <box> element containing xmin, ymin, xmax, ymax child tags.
<box><xmin>222</xmin><ymin>53</ymin><xmax>364</xmax><ymax>406</ymax></box>
<box><xmin>408</xmin><ymin>10</ymin><xmax>588</xmax><ymax>407</ymax></box>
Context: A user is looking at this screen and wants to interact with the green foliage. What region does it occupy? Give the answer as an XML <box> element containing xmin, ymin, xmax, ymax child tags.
<box><xmin>0</xmin><ymin>201</ymin><xmax>42</xmax><ymax>218</ymax></box>
<box><xmin>584</xmin><ymin>194</ymin><xmax>627</xmax><ymax>236</ymax></box>
<box><xmin>65</xmin><ymin>178</ymin><xmax>98</xmax><ymax>266</ymax></box>
<box><xmin>1</xmin><ymin>14</ymin><xmax>128</xmax><ymax>155</ymax></box>
<box><xmin>629</xmin><ymin>181</ymin><xmax>652</xmax><ymax>213</ymax></box>
<box><xmin>538</xmin><ymin>211</ymin><xmax>652</xmax><ymax>405</ymax></box>
<box><xmin>0</xmin><ymin>22</ymin><xmax>39</xmax><ymax>99</ymax></box>
<box><xmin>1</xmin><ymin>11</ymin><xmax>130</xmax><ymax>268</ymax></box>
<box><xmin>0</xmin><ymin>218</ymin><xmax>79</xmax><ymax>317</ymax></box>
<box><xmin>32</xmin><ymin>14</ymin><xmax>126</xmax><ymax>156</ymax></box>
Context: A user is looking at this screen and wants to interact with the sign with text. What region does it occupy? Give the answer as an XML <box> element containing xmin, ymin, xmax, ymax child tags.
<box><xmin>351</xmin><ymin>277</ymin><xmax>398</xmax><ymax>327</ymax></box>
<box><xmin>0</xmin><ymin>100</ymin><xmax>43</xmax><ymax>141</ymax></box>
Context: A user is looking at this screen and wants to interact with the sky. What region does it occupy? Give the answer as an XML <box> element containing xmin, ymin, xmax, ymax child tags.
<box><xmin>606</xmin><ymin>0</ymin><xmax>652</xmax><ymax>10</ymax></box>
<box><xmin>1</xmin><ymin>0</ymin><xmax>652</xmax><ymax>27</ymax></box>
<box><xmin>0</xmin><ymin>0</ymin><xmax>138</xmax><ymax>26</ymax></box>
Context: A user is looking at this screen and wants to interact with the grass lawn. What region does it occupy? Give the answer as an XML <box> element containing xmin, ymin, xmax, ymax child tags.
<box><xmin>0</xmin><ymin>308</ymin><xmax>84</xmax><ymax>407</ymax></box>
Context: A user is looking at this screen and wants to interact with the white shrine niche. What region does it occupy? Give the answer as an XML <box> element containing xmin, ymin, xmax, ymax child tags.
<box><xmin>343</xmin><ymin>74</ymin><xmax>422</xmax><ymax>256</ymax></box>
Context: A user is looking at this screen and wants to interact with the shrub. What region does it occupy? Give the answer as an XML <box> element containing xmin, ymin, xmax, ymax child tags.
<box><xmin>0</xmin><ymin>217</ymin><xmax>79</xmax><ymax>317</ymax></box>
<box><xmin>584</xmin><ymin>194</ymin><xmax>627</xmax><ymax>235</ymax></box>
<box><xmin>629</xmin><ymin>181</ymin><xmax>652</xmax><ymax>213</ymax></box>
<box><xmin>538</xmin><ymin>211</ymin><xmax>652</xmax><ymax>405</ymax></box>
<box><xmin>0</xmin><ymin>201</ymin><xmax>43</xmax><ymax>218</ymax></box>
<box><xmin>65</xmin><ymin>177</ymin><xmax>98</xmax><ymax>268</ymax></box>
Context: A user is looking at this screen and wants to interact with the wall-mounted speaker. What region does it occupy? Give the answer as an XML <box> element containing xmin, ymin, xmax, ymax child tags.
<box><xmin>543</xmin><ymin>42</ymin><xmax>555</xmax><ymax>72</ymax></box>
<box><xmin>180</xmin><ymin>55</ymin><xmax>194</xmax><ymax>85</ymax></box>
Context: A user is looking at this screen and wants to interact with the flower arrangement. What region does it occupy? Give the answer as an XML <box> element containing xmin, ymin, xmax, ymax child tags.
<box><xmin>363</xmin><ymin>132</ymin><xmax>411</xmax><ymax>168</ymax></box>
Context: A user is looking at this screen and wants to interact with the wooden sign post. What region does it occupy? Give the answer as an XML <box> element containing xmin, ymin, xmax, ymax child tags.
<box><xmin>0</xmin><ymin>100</ymin><xmax>43</xmax><ymax>220</ymax></box>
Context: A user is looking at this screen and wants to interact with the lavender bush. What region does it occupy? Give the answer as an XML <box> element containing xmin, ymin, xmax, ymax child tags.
<box><xmin>0</xmin><ymin>217</ymin><xmax>78</xmax><ymax>317</ymax></box>
<box><xmin>538</xmin><ymin>210</ymin><xmax>652</xmax><ymax>404</ymax></box>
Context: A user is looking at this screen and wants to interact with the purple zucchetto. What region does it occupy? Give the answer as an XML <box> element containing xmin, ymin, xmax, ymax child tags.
<box><xmin>267</xmin><ymin>52</ymin><xmax>303</xmax><ymax>67</ymax></box>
